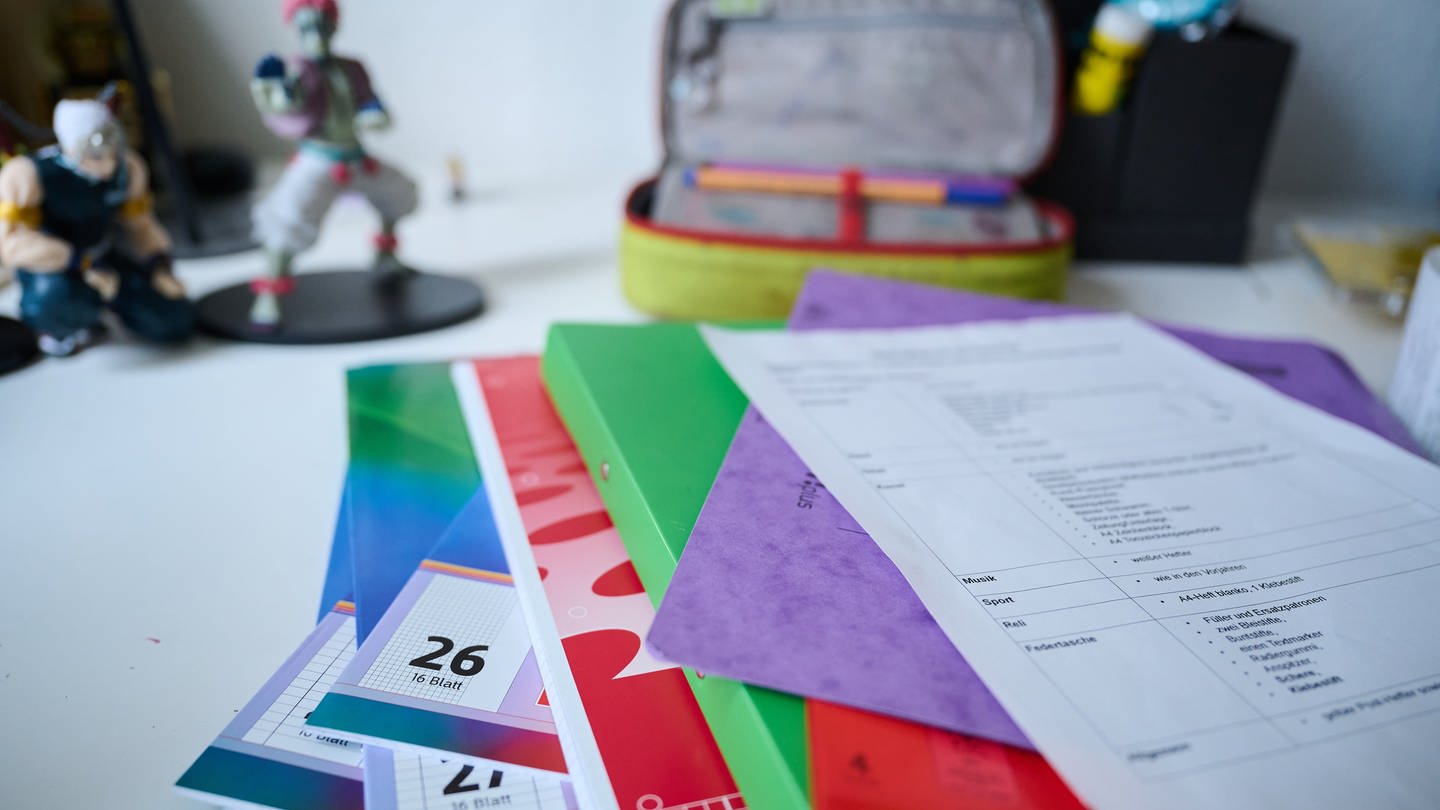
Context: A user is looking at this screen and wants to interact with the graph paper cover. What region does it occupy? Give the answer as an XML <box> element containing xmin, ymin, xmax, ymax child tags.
<box><xmin>309</xmin><ymin>489</ymin><xmax>569</xmax><ymax>778</ymax></box>
<box><xmin>459</xmin><ymin>356</ymin><xmax>744</xmax><ymax>810</ymax></box>
<box><xmin>174</xmin><ymin>602</ymin><xmax>366</xmax><ymax>810</ymax></box>
<box><xmin>365</xmin><ymin>747</ymin><xmax>579</xmax><ymax>810</ymax></box>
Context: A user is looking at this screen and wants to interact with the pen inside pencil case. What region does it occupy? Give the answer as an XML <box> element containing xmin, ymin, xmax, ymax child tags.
<box><xmin>687</xmin><ymin>163</ymin><xmax>1016</xmax><ymax>205</ymax></box>
<box><xmin>653</xmin><ymin>162</ymin><xmax>1043</xmax><ymax>245</ymax></box>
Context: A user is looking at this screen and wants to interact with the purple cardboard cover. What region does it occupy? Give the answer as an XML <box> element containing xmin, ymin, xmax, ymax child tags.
<box><xmin>648</xmin><ymin>271</ymin><xmax>1420</xmax><ymax>749</ymax></box>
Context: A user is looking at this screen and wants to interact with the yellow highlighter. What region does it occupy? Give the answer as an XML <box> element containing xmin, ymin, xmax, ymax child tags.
<box><xmin>1073</xmin><ymin>4</ymin><xmax>1155</xmax><ymax>116</ymax></box>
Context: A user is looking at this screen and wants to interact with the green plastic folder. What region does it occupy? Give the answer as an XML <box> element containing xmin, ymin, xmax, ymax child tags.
<box><xmin>542</xmin><ymin>322</ymin><xmax>810</xmax><ymax>810</ymax></box>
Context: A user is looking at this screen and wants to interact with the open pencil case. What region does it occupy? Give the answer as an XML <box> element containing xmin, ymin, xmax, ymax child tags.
<box><xmin>621</xmin><ymin>0</ymin><xmax>1074</xmax><ymax>320</ymax></box>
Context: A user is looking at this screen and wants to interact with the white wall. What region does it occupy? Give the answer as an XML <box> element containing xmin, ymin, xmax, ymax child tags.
<box><xmin>1244</xmin><ymin>0</ymin><xmax>1440</xmax><ymax>201</ymax></box>
<box><xmin>132</xmin><ymin>0</ymin><xmax>1440</xmax><ymax>201</ymax></box>
<box><xmin>131</xmin><ymin>0</ymin><xmax>671</xmax><ymax>189</ymax></box>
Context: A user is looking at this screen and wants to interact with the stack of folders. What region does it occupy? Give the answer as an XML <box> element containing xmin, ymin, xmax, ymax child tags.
<box><xmin>175</xmin><ymin>271</ymin><xmax>1440</xmax><ymax>810</ymax></box>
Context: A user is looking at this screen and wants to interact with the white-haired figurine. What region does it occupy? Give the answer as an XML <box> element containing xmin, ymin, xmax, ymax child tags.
<box><xmin>247</xmin><ymin>0</ymin><xmax>419</xmax><ymax>328</ymax></box>
<box><xmin>0</xmin><ymin>92</ymin><xmax>192</xmax><ymax>356</ymax></box>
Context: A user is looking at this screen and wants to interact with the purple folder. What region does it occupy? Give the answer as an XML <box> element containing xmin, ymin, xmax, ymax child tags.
<box><xmin>648</xmin><ymin>270</ymin><xmax>1420</xmax><ymax>750</ymax></box>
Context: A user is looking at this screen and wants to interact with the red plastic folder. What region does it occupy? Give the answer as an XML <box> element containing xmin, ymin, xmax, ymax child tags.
<box><xmin>810</xmin><ymin>702</ymin><xmax>1084</xmax><ymax>810</ymax></box>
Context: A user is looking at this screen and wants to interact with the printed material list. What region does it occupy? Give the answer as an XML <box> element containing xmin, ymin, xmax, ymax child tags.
<box><xmin>704</xmin><ymin>316</ymin><xmax>1440</xmax><ymax>810</ymax></box>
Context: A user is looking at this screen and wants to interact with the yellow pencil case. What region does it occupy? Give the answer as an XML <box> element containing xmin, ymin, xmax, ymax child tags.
<box><xmin>621</xmin><ymin>0</ymin><xmax>1074</xmax><ymax>321</ymax></box>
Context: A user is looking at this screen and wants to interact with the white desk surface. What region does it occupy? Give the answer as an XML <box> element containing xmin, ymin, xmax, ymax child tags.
<box><xmin>0</xmin><ymin>177</ymin><xmax>1422</xmax><ymax>808</ymax></box>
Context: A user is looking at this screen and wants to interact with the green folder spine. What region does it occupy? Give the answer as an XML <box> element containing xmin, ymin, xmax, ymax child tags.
<box><xmin>542</xmin><ymin>322</ymin><xmax>810</xmax><ymax>810</ymax></box>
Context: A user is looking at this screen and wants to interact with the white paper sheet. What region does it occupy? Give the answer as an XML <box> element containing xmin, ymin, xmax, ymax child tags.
<box><xmin>1390</xmin><ymin>247</ymin><xmax>1440</xmax><ymax>461</ymax></box>
<box><xmin>702</xmin><ymin>314</ymin><xmax>1440</xmax><ymax>810</ymax></box>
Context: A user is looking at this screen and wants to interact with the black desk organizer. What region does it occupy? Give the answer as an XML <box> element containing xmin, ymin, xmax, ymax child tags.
<box><xmin>1033</xmin><ymin>22</ymin><xmax>1295</xmax><ymax>264</ymax></box>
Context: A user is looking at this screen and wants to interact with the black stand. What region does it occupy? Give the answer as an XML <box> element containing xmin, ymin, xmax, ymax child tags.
<box><xmin>0</xmin><ymin>316</ymin><xmax>39</xmax><ymax>375</ymax></box>
<box><xmin>1032</xmin><ymin>23</ymin><xmax>1294</xmax><ymax>263</ymax></box>
<box><xmin>195</xmin><ymin>270</ymin><xmax>486</xmax><ymax>345</ymax></box>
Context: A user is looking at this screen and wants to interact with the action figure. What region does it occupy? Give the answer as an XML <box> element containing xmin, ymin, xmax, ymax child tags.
<box><xmin>0</xmin><ymin>92</ymin><xmax>192</xmax><ymax>356</ymax></box>
<box><xmin>248</xmin><ymin>0</ymin><xmax>419</xmax><ymax>327</ymax></box>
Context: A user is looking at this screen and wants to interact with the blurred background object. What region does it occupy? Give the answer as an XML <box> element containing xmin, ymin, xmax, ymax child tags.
<box><xmin>1294</xmin><ymin>220</ymin><xmax>1440</xmax><ymax>316</ymax></box>
<box><xmin>1110</xmin><ymin>0</ymin><xmax>1239</xmax><ymax>41</ymax></box>
<box><xmin>1388</xmin><ymin>247</ymin><xmax>1440</xmax><ymax>460</ymax></box>
<box><xmin>0</xmin><ymin>314</ymin><xmax>39</xmax><ymax>374</ymax></box>
<box><xmin>1071</xmin><ymin>4</ymin><xmax>1154</xmax><ymax>116</ymax></box>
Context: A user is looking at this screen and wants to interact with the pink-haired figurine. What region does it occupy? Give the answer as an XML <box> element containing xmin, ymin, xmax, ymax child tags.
<box><xmin>247</xmin><ymin>0</ymin><xmax>418</xmax><ymax>328</ymax></box>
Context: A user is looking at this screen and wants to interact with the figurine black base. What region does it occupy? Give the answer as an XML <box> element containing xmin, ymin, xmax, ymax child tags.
<box><xmin>195</xmin><ymin>270</ymin><xmax>486</xmax><ymax>345</ymax></box>
<box><xmin>0</xmin><ymin>316</ymin><xmax>39</xmax><ymax>375</ymax></box>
